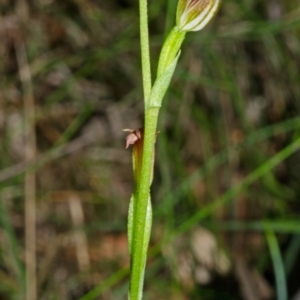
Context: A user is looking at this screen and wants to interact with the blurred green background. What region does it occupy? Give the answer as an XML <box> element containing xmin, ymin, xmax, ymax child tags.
<box><xmin>0</xmin><ymin>0</ymin><xmax>300</xmax><ymax>299</ymax></box>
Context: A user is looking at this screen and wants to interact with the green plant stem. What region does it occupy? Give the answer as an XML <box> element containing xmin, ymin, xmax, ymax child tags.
<box><xmin>130</xmin><ymin>12</ymin><xmax>186</xmax><ymax>300</ymax></box>
<box><xmin>139</xmin><ymin>0</ymin><xmax>152</xmax><ymax>105</ymax></box>
<box><xmin>130</xmin><ymin>107</ymin><xmax>159</xmax><ymax>300</ymax></box>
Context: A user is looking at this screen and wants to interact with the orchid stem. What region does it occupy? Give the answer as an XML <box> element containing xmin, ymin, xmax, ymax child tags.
<box><xmin>139</xmin><ymin>0</ymin><xmax>152</xmax><ymax>106</ymax></box>
<box><xmin>129</xmin><ymin>0</ymin><xmax>221</xmax><ymax>298</ymax></box>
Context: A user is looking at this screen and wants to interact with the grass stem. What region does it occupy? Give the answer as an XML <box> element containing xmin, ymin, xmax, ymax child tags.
<box><xmin>15</xmin><ymin>38</ymin><xmax>37</xmax><ymax>300</ymax></box>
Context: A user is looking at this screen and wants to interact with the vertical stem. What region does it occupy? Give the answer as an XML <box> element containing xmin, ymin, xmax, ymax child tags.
<box><xmin>130</xmin><ymin>107</ymin><xmax>159</xmax><ymax>299</ymax></box>
<box><xmin>129</xmin><ymin>1</ymin><xmax>153</xmax><ymax>298</ymax></box>
<box><xmin>15</xmin><ymin>39</ymin><xmax>37</xmax><ymax>300</ymax></box>
<box><xmin>132</xmin><ymin>3</ymin><xmax>185</xmax><ymax>299</ymax></box>
<box><xmin>139</xmin><ymin>0</ymin><xmax>152</xmax><ymax>105</ymax></box>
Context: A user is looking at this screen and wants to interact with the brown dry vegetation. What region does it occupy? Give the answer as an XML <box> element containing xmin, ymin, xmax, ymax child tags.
<box><xmin>0</xmin><ymin>0</ymin><xmax>300</xmax><ymax>299</ymax></box>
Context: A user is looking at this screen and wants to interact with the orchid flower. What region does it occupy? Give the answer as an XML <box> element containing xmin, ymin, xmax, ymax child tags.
<box><xmin>177</xmin><ymin>0</ymin><xmax>221</xmax><ymax>32</ymax></box>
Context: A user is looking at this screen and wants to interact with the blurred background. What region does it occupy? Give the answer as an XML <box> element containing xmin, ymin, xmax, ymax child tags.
<box><xmin>1</xmin><ymin>0</ymin><xmax>300</xmax><ymax>299</ymax></box>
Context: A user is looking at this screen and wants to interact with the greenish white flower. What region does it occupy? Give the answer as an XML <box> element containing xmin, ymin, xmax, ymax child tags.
<box><xmin>176</xmin><ymin>0</ymin><xmax>221</xmax><ymax>32</ymax></box>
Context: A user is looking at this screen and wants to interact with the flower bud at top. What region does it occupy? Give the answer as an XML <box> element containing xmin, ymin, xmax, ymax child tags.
<box><xmin>176</xmin><ymin>0</ymin><xmax>221</xmax><ymax>32</ymax></box>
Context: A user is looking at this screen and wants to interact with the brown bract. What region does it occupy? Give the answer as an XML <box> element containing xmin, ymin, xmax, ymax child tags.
<box><xmin>123</xmin><ymin>128</ymin><xmax>159</xmax><ymax>184</ymax></box>
<box><xmin>123</xmin><ymin>128</ymin><xmax>144</xmax><ymax>183</ymax></box>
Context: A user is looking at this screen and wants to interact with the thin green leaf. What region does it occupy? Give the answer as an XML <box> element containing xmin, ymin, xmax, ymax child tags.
<box><xmin>157</xmin><ymin>27</ymin><xmax>185</xmax><ymax>77</ymax></box>
<box><xmin>79</xmin><ymin>268</ymin><xmax>129</xmax><ymax>300</ymax></box>
<box><xmin>149</xmin><ymin>52</ymin><xmax>181</xmax><ymax>108</ymax></box>
<box><xmin>265</xmin><ymin>230</ymin><xmax>288</xmax><ymax>300</ymax></box>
